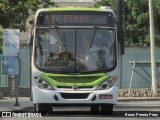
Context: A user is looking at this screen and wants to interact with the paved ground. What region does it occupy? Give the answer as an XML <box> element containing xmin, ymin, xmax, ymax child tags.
<box><xmin>0</xmin><ymin>97</ymin><xmax>160</xmax><ymax>119</ymax></box>
<box><xmin>0</xmin><ymin>97</ymin><xmax>33</xmax><ymax>112</ymax></box>
<box><xmin>0</xmin><ymin>97</ymin><xmax>160</xmax><ymax>112</ymax></box>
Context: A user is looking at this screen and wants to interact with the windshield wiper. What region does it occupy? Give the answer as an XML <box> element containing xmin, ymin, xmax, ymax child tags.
<box><xmin>89</xmin><ymin>26</ymin><xmax>98</xmax><ymax>48</ymax></box>
<box><xmin>54</xmin><ymin>25</ymin><xmax>66</xmax><ymax>47</ymax></box>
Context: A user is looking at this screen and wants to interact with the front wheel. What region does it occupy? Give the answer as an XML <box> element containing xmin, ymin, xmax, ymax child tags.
<box><xmin>90</xmin><ymin>105</ymin><xmax>100</xmax><ymax>114</ymax></box>
<box><xmin>101</xmin><ymin>104</ymin><xmax>113</xmax><ymax>115</ymax></box>
<box><xmin>34</xmin><ymin>103</ymin><xmax>52</xmax><ymax>114</ymax></box>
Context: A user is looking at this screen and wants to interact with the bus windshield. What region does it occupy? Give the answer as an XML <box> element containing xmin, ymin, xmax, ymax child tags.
<box><xmin>34</xmin><ymin>28</ymin><xmax>116</xmax><ymax>73</ymax></box>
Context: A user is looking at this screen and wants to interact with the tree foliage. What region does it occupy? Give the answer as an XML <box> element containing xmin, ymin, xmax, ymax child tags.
<box><xmin>94</xmin><ymin>0</ymin><xmax>160</xmax><ymax>46</ymax></box>
<box><xmin>0</xmin><ymin>0</ymin><xmax>55</xmax><ymax>31</ymax></box>
<box><xmin>0</xmin><ymin>0</ymin><xmax>55</xmax><ymax>53</ymax></box>
<box><xmin>94</xmin><ymin>0</ymin><xmax>115</xmax><ymax>10</ymax></box>
<box><xmin>125</xmin><ymin>0</ymin><xmax>149</xmax><ymax>46</ymax></box>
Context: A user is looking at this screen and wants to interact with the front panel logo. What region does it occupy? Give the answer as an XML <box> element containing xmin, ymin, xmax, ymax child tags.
<box><xmin>72</xmin><ymin>84</ymin><xmax>78</xmax><ymax>90</ymax></box>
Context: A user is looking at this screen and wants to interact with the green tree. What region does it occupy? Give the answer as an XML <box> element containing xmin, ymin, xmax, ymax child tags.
<box><xmin>94</xmin><ymin>0</ymin><xmax>160</xmax><ymax>46</ymax></box>
<box><xmin>152</xmin><ymin>0</ymin><xmax>160</xmax><ymax>46</ymax></box>
<box><xmin>125</xmin><ymin>0</ymin><xmax>149</xmax><ymax>46</ymax></box>
<box><xmin>0</xmin><ymin>0</ymin><xmax>55</xmax><ymax>53</ymax></box>
<box><xmin>94</xmin><ymin>0</ymin><xmax>116</xmax><ymax>10</ymax></box>
<box><xmin>0</xmin><ymin>0</ymin><xmax>55</xmax><ymax>30</ymax></box>
<box><xmin>125</xmin><ymin>0</ymin><xmax>160</xmax><ymax>46</ymax></box>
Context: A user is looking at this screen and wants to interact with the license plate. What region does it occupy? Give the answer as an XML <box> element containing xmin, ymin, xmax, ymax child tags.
<box><xmin>99</xmin><ymin>94</ymin><xmax>113</xmax><ymax>99</ymax></box>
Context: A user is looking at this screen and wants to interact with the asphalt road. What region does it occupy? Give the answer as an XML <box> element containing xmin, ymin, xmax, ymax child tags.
<box><xmin>0</xmin><ymin>99</ymin><xmax>160</xmax><ymax>119</ymax></box>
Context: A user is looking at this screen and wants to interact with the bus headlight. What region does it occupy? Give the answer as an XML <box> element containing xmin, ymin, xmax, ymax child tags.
<box><xmin>34</xmin><ymin>77</ymin><xmax>54</xmax><ymax>90</ymax></box>
<box><xmin>96</xmin><ymin>76</ymin><xmax>117</xmax><ymax>90</ymax></box>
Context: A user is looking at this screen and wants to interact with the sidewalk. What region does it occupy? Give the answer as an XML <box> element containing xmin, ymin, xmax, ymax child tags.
<box><xmin>0</xmin><ymin>97</ymin><xmax>160</xmax><ymax>112</ymax></box>
<box><xmin>118</xmin><ymin>97</ymin><xmax>160</xmax><ymax>101</ymax></box>
<box><xmin>0</xmin><ymin>97</ymin><xmax>33</xmax><ymax>112</ymax></box>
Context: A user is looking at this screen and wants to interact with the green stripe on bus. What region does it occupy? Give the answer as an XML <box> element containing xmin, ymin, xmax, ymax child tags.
<box><xmin>40</xmin><ymin>73</ymin><xmax>110</xmax><ymax>87</ymax></box>
<box><xmin>48</xmin><ymin>8</ymin><xmax>100</xmax><ymax>11</ymax></box>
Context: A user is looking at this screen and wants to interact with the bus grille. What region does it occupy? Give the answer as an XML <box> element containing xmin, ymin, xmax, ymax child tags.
<box><xmin>48</xmin><ymin>76</ymin><xmax>101</xmax><ymax>83</ymax></box>
<box><xmin>57</xmin><ymin>86</ymin><xmax>93</xmax><ymax>89</ymax></box>
<box><xmin>60</xmin><ymin>93</ymin><xmax>89</xmax><ymax>99</ymax></box>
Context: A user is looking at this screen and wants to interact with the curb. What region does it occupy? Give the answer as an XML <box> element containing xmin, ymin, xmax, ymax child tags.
<box><xmin>118</xmin><ymin>97</ymin><xmax>160</xmax><ymax>101</ymax></box>
<box><xmin>0</xmin><ymin>92</ymin><xmax>4</xmax><ymax>99</ymax></box>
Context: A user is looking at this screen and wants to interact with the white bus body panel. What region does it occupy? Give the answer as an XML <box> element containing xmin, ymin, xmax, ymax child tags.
<box><xmin>32</xmin><ymin>85</ymin><xmax>118</xmax><ymax>105</ymax></box>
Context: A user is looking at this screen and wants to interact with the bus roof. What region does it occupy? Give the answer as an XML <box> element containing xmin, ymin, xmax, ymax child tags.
<box><xmin>36</xmin><ymin>7</ymin><xmax>114</xmax><ymax>14</ymax></box>
<box><xmin>48</xmin><ymin>7</ymin><xmax>100</xmax><ymax>11</ymax></box>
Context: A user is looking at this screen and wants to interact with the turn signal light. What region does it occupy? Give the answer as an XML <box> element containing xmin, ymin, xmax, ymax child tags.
<box><xmin>112</xmin><ymin>76</ymin><xmax>117</xmax><ymax>81</ymax></box>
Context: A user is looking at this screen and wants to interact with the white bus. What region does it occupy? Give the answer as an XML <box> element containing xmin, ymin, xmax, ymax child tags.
<box><xmin>31</xmin><ymin>7</ymin><xmax>123</xmax><ymax>114</ymax></box>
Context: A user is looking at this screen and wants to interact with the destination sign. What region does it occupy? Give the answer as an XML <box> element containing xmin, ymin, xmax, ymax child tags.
<box><xmin>37</xmin><ymin>11</ymin><xmax>115</xmax><ymax>26</ymax></box>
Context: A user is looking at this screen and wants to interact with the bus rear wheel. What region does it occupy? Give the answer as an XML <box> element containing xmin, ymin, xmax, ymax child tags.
<box><xmin>101</xmin><ymin>104</ymin><xmax>113</xmax><ymax>115</ymax></box>
<box><xmin>34</xmin><ymin>103</ymin><xmax>53</xmax><ymax>114</ymax></box>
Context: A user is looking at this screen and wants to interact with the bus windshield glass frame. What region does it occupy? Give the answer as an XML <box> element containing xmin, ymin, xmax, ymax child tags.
<box><xmin>34</xmin><ymin>27</ymin><xmax>117</xmax><ymax>73</ymax></box>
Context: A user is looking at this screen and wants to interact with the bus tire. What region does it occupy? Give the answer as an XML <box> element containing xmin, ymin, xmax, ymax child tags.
<box><xmin>35</xmin><ymin>103</ymin><xmax>52</xmax><ymax>114</ymax></box>
<box><xmin>101</xmin><ymin>104</ymin><xmax>113</xmax><ymax>115</ymax></box>
<box><xmin>90</xmin><ymin>104</ymin><xmax>99</xmax><ymax>114</ymax></box>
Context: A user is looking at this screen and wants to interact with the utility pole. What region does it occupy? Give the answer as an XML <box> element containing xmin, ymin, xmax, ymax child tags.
<box><xmin>149</xmin><ymin>0</ymin><xmax>158</xmax><ymax>96</ymax></box>
<box><xmin>116</xmin><ymin>0</ymin><xmax>125</xmax><ymax>89</ymax></box>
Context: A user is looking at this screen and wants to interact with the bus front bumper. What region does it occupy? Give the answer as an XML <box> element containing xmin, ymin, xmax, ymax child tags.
<box><xmin>32</xmin><ymin>86</ymin><xmax>118</xmax><ymax>105</ymax></box>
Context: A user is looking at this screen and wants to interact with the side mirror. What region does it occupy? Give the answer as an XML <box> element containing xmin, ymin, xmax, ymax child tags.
<box><xmin>28</xmin><ymin>20</ymin><xmax>34</xmax><ymax>46</ymax></box>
